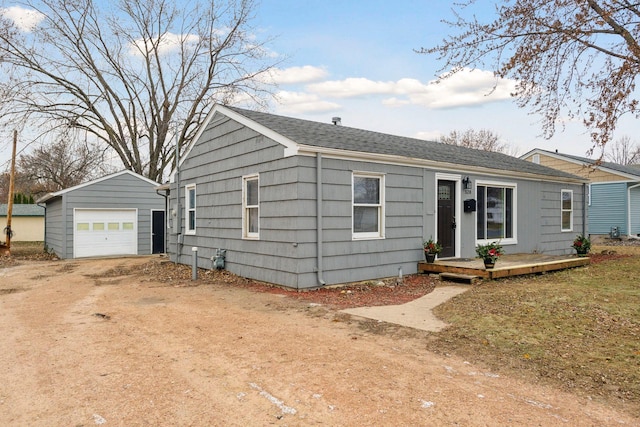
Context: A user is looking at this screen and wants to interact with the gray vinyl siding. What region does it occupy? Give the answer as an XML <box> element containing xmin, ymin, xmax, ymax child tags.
<box><xmin>169</xmin><ymin>114</ymin><xmax>428</xmax><ymax>288</ymax></box>
<box><xmin>168</xmin><ymin>111</ymin><xmax>586</xmax><ymax>288</ymax></box>
<box><xmin>536</xmin><ymin>182</ymin><xmax>585</xmax><ymax>253</ymax></box>
<box><xmin>170</xmin><ymin>114</ymin><xmax>307</xmax><ymax>287</ymax></box>
<box><xmin>43</xmin><ymin>172</ymin><xmax>163</xmax><ymax>259</ymax></box>
<box><xmin>468</xmin><ymin>177</ymin><xmax>584</xmax><ymax>256</ymax></box>
<box><xmin>44</xmin><ymin>198</ymin><xmax>64</xmax><ymax>257</ymax></box>
<box><xmin>589</xmin><ymin>182</ymin><xmax>628</xmax><ymax>235</ymax></box>
<box><xmin>312</xmin><ymin>158</ymin><xmax>425</xmax><ymax>287</ymax></box>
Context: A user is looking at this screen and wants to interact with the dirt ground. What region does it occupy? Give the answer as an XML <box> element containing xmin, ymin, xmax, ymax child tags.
<box><xmin>1</xmin><ymin>256</ymin><xmax>638</xmax><ymax>426</ymax></box>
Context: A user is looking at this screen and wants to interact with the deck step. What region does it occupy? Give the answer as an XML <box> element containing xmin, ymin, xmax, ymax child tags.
<box><xmin>439</xmin><ymin>272</ymin><xmax>481</xmax><ymax>285</ymax></box>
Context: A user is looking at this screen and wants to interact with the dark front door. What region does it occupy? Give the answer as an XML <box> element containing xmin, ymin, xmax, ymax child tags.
<box><xmin>437</xmin><ymin>180</ymin><xmax>456</xmax><ymax>258</ymax></box>
<box><xmin>152</xmin><ymin>210</ymin><xmax>166</xmax><ymax>254</ymax></box>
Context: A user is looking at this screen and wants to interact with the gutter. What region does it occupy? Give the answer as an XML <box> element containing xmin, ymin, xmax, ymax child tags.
<box><xmin>316</xmin><ymin>153</ymin><xmax>326</xmax><ymax>286</ymax></box>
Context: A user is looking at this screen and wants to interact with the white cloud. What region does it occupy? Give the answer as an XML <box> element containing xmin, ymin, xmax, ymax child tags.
<box><xmin>269</xmin><ymin>66</ymin><xmax>328</xmax><ymax>85</ymax></box>
<box><xmin>274</xmin><ymin>90</ymin><xmax>340</xmax><ymax>114</ymax></box>
<box><xmin>405</xmin><ymin>69</ymin><xmax>516</xmax><ymax>109</ymax></box>
<box><xmin>308</xmin><ymin>77</ymin><xmax>396</xmax><ymax>97</ymax></box>
<box><xmin>305</xmin><ymin>68</ymin><xmax>517</xmax><ymax>109</ymax></box>
<box><xmin>129</xmin><ymin>33</ymin><xmax>200</xmax><ymax>56</ymax></box>
<box><xmin>2</xmin><ymin>6</ymin><xmax>44</xmax><ymax>32</ymax></box>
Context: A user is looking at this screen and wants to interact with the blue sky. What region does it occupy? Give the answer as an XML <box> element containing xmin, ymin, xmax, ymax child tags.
<box><xmin>2</xmin><ymin>0</ymin><xmax>638</xmax><ymax>172</ymax></box>
<box><xmin>254</xmin><ymin>0</ymin><xmax>638</xmax><ymax>158</ymax></box>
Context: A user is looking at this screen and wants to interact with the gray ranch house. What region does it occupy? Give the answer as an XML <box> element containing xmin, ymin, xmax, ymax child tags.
<box><xmin>164</xmin><ymin>104</ymin><xmax>587</xmax><ymax>289</ymax></box>
<box><xmin>38</xmin><ymin>170</ymin><xmax>166</xmax><ymax>259</ymax></box>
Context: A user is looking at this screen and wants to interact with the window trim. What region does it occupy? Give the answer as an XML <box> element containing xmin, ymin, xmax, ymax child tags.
<box><xmin>242</xmin><ymin>174</ymin><xmax>260</xmax><ymax>240</ymax></box>
<box><xmin>352</xmin><ymin>171</ymin><xmax>385</xmax><ymax>240</ymax></box>
<box><xmin>561</xmin><ymin>189</ymin><xmax>573</xmax><ymax>232</ymax></box>
<box><xmin>185</xmin><ymin>183</ymin><xmax>196</xmax><ymax>235</ymax></box>
<box><xmin>475</xmin><ymin>180</ymin><xmax>518</xmax><ymax>245</ymax></box>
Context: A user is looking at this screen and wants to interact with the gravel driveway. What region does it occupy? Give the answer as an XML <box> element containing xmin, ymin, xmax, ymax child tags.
<box><xmin>0</xmin><ymin>257</ymin><xmax>637</xmax><ymax>426</ymax></box>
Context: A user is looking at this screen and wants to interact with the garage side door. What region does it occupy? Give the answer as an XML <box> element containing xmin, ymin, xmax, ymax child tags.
<box><xmin>74</xmin><ymin>209</ymin><xmax>137</xmax><ymax>258</ymax></box>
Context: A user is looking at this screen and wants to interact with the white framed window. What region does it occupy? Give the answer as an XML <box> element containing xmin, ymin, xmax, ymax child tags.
<box><xmin>185</xmin><ymin>184</ymin><xmax>196</xmax><ymax>234</ymax></box>
<box><xmin>352</xmin><ymin>172</ymin><xmax>385</xmax><ymax>239</ymax></box>
<box><xmin>476</xmin><ymin>182</ymin><xmax>517</xmax><ymax>244</ymax></box>
<box><xmin>561</xmin><ymin>189</ymin><xmax>573</xmax><ymax>231</ymax></box>
<box><xmin>532</xmin><ymin>154</ymin><xmax>540</xmax><ymax>164</ymax></box>
<box><xmin>243</xmin><ymin>174</ymin><xmax>259</xmax><ymax>239</ymax></box>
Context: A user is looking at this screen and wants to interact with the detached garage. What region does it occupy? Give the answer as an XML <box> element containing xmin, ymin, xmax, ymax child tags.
<box><xmin>37</xmin><ymin>170</ymin><xmax>165</xmax><ymax>259</ymax></box>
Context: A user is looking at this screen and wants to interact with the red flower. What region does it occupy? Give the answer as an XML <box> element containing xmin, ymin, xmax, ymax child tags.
<box><xmin>574</xmin><ymin>241</ymin><xmax>582</xmax><ymax>247</ymax></box>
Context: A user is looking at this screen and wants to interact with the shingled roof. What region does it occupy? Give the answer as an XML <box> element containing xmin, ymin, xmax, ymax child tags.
<box><xmin>225</xmin><ymin>106</ymin><xmax>582</xmax><ymax>182</ymax></box>
<box><xmin>0</xmin><ymin>204</ymin><xmax>44</xmax><ymax>217</ymax></box>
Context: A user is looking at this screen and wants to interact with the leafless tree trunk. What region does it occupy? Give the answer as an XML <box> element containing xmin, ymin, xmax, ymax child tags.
<box><xmin>0</xmin><ymin>0</ymin><xmax>279</xmax><ymax>182</ymax></box>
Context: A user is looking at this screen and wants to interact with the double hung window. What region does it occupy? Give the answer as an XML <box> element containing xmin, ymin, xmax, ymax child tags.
<box><xmin>185</xmin><ymin>184</ymin><xmax>196</xmax><ymax>234</ymax></box>
<box><xmin>243</xmin><ymin>174</ymin><xmax>259</xmax><ymax>239</ymax></box>
<box><xmin>561</xmin><ymin>190</ymin><xmax>573</xmax><ymax>231</ymax></box>
<box><xmin>353</xmin><ymin>173</ymin><xmax>385</xmax><ymax>239</ymax></box>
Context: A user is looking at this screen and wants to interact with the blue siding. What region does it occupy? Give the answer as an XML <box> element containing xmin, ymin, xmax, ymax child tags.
<box><xmin>589</xmin><ymin>183</ymin><xmax>628</xmax><ymax>235</ymax></box>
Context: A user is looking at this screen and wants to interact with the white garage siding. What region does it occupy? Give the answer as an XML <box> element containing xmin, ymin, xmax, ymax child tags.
<box><xmin>73</xmin><ymin>209</ymin><xmax>138</xmax><ymax>258</ymax></box>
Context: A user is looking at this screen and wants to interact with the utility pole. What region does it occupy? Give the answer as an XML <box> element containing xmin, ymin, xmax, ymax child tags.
<box><xmin>3</xmin><ymin>130</ymin><xmax>17</xmax><ymax>253</ymax></box>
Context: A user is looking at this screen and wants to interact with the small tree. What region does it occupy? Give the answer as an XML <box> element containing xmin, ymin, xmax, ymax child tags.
<box><xmin>440</xmin><ymin>128</ymin><xmax>517</xmax><ymax>155</ymax></box>
<box><xmin>604</xmin><ymin>136</ymin><xmax>640</xmax><ymax>165</ymax></box>
<box><xmin>18</xmin><ymin>136</ymin><xmax>109</xmax><ymax>198</ymax></box>
<box><xmin>13</xmin><ymin>193</ymin><xmax>35</xmax><ymax>204</ymax></box>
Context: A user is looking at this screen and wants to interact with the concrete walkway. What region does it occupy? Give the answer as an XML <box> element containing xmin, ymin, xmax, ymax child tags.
<box><xmin>341</xmin><ymin>285</ymin><xmax>470</xmax><ymax>332</ymax></box>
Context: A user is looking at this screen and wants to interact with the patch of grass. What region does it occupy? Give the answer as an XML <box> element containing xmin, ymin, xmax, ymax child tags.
<box><xmin>432</xmin><ymin>246</ymin><xmax>640</xmax><ymax>415</ymax></box>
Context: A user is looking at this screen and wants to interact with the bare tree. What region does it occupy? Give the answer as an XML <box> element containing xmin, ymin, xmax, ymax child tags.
<box><xmin>17</xmin><ymin>134</ymin><xmax>110</xmax><ymax>198</ymax></box>
<box><xmin>421</xmin><ymin>1</ymin><xmax>640</xmax><ymax>154</ymax></box>
<box><xmin>0</xmin><ymin>0</ymin><xmax>279</xmax><ymax>181</ymax></box>
<box><xmin>440</xmin><ymin>128</ymin><xmax>517</xmax><ymax>155</ymax></box>
<box><xmin>605</xmin><ymin>135</ymin><xmax>640</xmax><ymax>165</ymax></box>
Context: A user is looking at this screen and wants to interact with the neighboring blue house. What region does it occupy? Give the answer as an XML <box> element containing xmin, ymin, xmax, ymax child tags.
<box><xmin>522</xmin><ymin>149</ymin><xmax>640</xmax><ymax>238</ymax></box>
<box><xmin>162</xmin><ymin>105</ymin><xmax>587</xmax><ymax>289</ymax></box>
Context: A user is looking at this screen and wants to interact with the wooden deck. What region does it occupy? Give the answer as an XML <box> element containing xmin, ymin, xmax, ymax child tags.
<box><xmin>418</xmin><ymin>253</ymin><xmax>590</xmax><ymax>280</ymax></box>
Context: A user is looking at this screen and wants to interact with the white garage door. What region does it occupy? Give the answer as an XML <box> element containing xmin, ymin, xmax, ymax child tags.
<box><xmin>74</xmin><ymin>209</ymin><xmax>137</xmax><ymax>258</ymax></box>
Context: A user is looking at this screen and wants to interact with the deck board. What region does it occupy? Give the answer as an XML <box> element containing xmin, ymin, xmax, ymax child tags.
<box><xmin>418</xmin><ymin>254</ymin><xmax>590</xmax><ymax>280</ymax></box>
